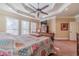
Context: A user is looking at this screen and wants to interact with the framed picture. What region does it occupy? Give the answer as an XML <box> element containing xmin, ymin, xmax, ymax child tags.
<box><xmin>61</xmin><ymin>23</ymin><xmax>69</xmax><ymax>31</ymax></box>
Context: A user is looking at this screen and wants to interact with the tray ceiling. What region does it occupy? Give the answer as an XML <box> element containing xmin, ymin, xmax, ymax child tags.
<box><xmin>0</xmin><ymin>3</ymin><xmax>79</xmax><ymax>21</ymax></box>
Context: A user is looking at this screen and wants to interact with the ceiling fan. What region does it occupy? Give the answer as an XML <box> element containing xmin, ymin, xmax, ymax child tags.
<box><xmin>29</xmin><ymin>3</ymin><xmax>49</xmax><ymax>17</ymax></box>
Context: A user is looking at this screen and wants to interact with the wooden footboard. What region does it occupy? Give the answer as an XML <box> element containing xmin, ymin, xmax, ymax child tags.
<box><xmin>77</xmin><ymin>33</ymin><xmax>79</xmax><ymax>56</ymax></box>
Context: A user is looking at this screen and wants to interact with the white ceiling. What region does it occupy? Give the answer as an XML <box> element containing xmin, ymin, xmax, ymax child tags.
<box><xmin>0</xmin><ymin>3</ymin><xmax>79</xmax><ymax>21</ymax></box>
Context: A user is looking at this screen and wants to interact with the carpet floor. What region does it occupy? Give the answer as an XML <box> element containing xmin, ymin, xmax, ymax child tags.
<box><xmin>53</xmin><ymin>40</ymin><xmax>77</xmax><ymax>56</ymax></box>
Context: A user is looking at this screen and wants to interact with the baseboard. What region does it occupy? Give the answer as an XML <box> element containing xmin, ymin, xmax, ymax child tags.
<box><xmin>55</xmin><ymin>37</ymin><xmax>77</xmax><ymax>41</ymax></box>
<box><xmin>69</xmin><ymin>40</ymin><xmax>77</xmax><ymax>42</ymax></box>
<box><xmin>55</xmin><ymin>37</ymin><xmax>69</xmax><ymax>40</ymax></box>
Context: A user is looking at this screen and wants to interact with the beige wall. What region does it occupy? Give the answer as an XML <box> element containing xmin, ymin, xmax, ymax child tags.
<box><xmin>0</xmin><ymin>14</ymin><xmax>6</xmax><ymax>32</ymax></box>
<box><xmin>47</xmin><ymin>17</ymin><xmax>75</xmax><ymax>40</ymax></box>
<box><xmin>75</xmin><ymin>16</ymin><xmax>79</xmax><ymax>33</ymax></box>
<box><xmin>56</xmin><ymin>17</ymin><xmax>75</xmax><ymax>40</ymax></box>
<box><xmin>47</xmin><ymin>18</ymin><xmax>56</xmax><ymax>33</ymax></box>
<box><xmin>56</xmin><ymin>17</ymin><xmax>75</xmax><ymax>39</ymax></box>
<box><xmin>76</xmin><ymin>22</ymin><xmax>79</xmax><ymax>33</ymax></box>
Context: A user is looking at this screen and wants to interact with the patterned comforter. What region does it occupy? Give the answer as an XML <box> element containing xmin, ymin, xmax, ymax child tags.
<box><xmin>0</xmin><ymin>33</ymin><xmax>54</xmax><ymax>56</ymax></box>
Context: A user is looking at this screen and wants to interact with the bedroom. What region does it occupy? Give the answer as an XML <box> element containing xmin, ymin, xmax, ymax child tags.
<box><xmin>0</xmin><ymin>3</ymin><xmax>79</xmax><ymax>56</ymax></box>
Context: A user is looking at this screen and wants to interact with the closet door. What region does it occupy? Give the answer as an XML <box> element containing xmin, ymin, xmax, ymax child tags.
<box><xmin>69</xmin><ymin>22</ymin><xmax>77</xmax><ymax>41</ymax></box>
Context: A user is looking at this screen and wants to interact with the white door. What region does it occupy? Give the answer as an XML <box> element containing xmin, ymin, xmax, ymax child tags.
<box><xmin>69</xmin><ymin>22</ymin><xmax>77</xmax><ymax>41</ymax></box>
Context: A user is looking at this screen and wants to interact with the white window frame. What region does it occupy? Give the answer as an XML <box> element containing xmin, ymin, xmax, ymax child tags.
<box><xmin>6</xmin><ymin>17</ymin><xmax>19</xmax><ymax>35</ymax></box>
<box><xmin>31</xmin><ymin>22</ymin><xmax>36</xmax><ymax>33</ymax></box>
<box><xmin>21</xmin><ymin>20</ymin><xmax>29</xmax><ymax>34</ymax></box>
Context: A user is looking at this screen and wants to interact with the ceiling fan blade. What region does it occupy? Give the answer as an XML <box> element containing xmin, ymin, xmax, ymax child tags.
<box><xmin>40</xmin><ymin>11</ymin><xmax>48</xmax><ymax>15</ymax></box>
<box><xmin>41</xmin><ymin>5</ymin><xmax>49</xmax><ymax>10</ymax></box>
<box><xmin>29</xmin><ymin>4</ymin><xmax>37</xmax><ymax>10</ymax></box>
<box><xmin>22</xmin><ymin>3</ymin><xmax>35</xmax><ymax>12</ymax></box>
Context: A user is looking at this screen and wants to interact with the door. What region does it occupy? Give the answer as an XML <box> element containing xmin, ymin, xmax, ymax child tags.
<box><xmin>69</xmin><ymin>22</ymin><xmax>77</xmax><ymax>41</ymax></box>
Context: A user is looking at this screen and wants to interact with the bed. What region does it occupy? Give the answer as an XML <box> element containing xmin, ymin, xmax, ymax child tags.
<box><xmin>0</xmin><ymin>32</ymin><xmax>54</xmax><ymax>56</ymax></box>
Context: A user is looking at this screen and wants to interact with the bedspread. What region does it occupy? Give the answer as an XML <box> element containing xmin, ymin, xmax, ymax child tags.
<box><xmin>15</xmin><ymin>36</ymin><xmax>54</xmax><ymax>56</ymax></box>
<box><xmin>0</xmin><ymin>33</ymin><xmax>54</xmax><ymax>56</ymax></box>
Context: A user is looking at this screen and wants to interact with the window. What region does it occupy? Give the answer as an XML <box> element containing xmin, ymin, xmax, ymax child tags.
<box><xmin>6</xmin><ymin>17</ymin><xmax>19</xmax><ymax>35</ymax></box>
<box><xmin>21</xmin><ymin>20</ymin><xmax>29</xmax><ymax>34</ymax></box>
<box><xmin>41</xmin><ymin>24</ymin><xmax>47</xmax><ymax>33</ymax></box>
<box><xmin>31</xmin><ymin>22</ymin><xmax>36</xmax><ymax>33</ymax></box>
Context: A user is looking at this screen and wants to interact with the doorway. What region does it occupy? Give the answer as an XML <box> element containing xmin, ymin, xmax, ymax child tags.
<box><xmin>69</xmin><ymin>22</ymin><xmax>79</xmax><ymax>41</ymax></box>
